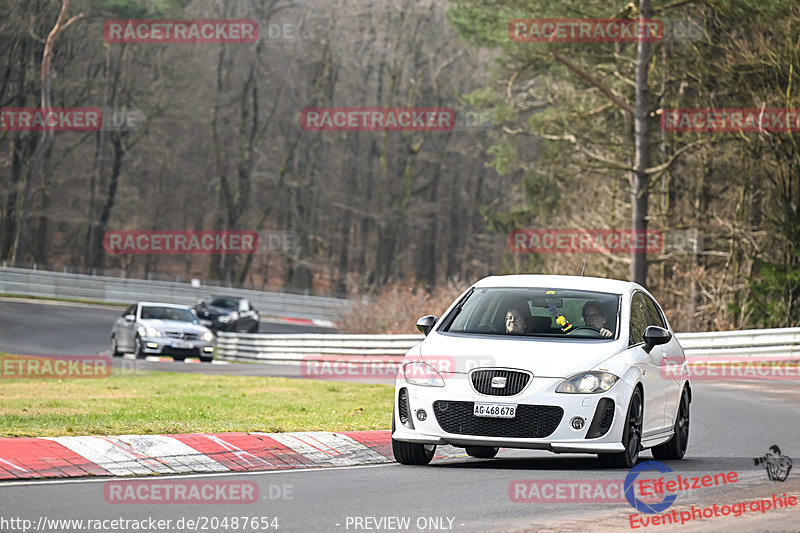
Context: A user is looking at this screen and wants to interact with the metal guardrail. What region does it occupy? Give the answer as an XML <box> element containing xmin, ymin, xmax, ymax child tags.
<box><xmin>216</xmin><ymin>333</ymin><xmax>424</xmax><ymax>363</ymax></box>
<box><xmin>673</xmin><ymin>328</ymin><xmax>800</xmax><ymax>359</ymax></box>
<box><xmin>215</xmin><ymin>328</ymin><xmax>800</xmax><ymax>364</ymax></box>
<box><xmin>0</xmin><ymin>266</ymin><xmax>351</xmax><ymax>321</ymax></box>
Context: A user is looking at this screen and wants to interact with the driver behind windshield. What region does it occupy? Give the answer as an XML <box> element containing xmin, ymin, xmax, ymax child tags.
<box><xmin>581</xmin><ymin>300</ymin><xmax>613</xmax><ymax>338</ymax></box>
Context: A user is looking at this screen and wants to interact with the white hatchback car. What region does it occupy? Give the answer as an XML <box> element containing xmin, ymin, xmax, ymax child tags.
<box><xmin>392</xmin><ymin>275</ymin><xmax>691</xmax><ymax>468</ymax></box>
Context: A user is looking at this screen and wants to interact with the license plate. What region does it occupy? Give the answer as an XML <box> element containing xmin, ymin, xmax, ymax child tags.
<box><xmin>473</xmin><ymin>402</ymin><xmax>517</xmax><ymax>418</ymax></box>
<box><xmin>171</xmin><ymin>341</ymin><xmax>191</xmax><ymax>349</ymax></box>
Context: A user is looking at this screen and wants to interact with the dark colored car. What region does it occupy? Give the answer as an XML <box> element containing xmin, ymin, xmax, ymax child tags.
<box><xmin>194</xmin><ymin>296</ymin><xmax>260</xmax><ymax>333</ymax></box>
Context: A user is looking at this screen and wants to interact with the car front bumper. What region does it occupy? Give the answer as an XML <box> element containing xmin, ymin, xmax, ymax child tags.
<box><xmin>199</xmin><ymin>318</ymin><xmax>243</xmax><ymax>332</ymax></box>
<box><xmin>392</xmin><ymin>374</ymin><xmax>633</xmax><ymax>453</ymax></box>
<box><xmin>139</xmin><ymin>336</ymin><xmax>215</xmax><ymax>357</ymax></box>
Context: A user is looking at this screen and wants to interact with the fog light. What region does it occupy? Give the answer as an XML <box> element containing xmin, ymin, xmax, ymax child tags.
<box><xmin>203</xmin><ymin>347</ymin><xmax>214</xmax><ymax>352</ymax></box>
<box><xmin>416</xmin><ymin>409</ymin><xmax>427</xmax><ymax>421</ymax></box>
<box><xmin>571</xmin><ymin>417</ymin><xmax>585</xmax><ymax>430</ymax></box>
<box><xmin>145</xmin><ymin>342</ymin><xmax>158</xmax><ymax>349</ymax></box>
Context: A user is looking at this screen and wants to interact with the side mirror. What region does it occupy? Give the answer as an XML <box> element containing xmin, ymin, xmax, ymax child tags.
<box><xmin>416</xmin><ymin>315</ymin><xmax>438</xmax><ymax>336</ymax></box>
<box><xmin>643</xmin><ymin>325</ymin><xmax>672</xmax><ymax>353</ymax></box>
<box><xmin>124</xmin><ymin>314</ymin><xmax>135</xmax><ymax>322</ymax></box>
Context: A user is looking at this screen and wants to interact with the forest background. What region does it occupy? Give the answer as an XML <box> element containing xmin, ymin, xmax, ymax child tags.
<box><xmin>2</xmin><ymin>0</ymin><xmax>799</xmax><ymax>333</ymax></box>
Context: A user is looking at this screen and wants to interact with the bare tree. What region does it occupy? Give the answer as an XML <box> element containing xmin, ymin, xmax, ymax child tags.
<box><xmin>12</xmin><ymin>0</ymin><xmax>83</xmax><ymax>263</ymax></box>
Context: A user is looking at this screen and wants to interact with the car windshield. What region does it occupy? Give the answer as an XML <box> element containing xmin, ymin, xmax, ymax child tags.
<box><xmin>442</xmin><ymin>287</ymin><xmax>620</xmax><ymax>339</ymax></box>
<box><xmin>140</xmin><ymin>306</ymin><xmax>196</xmax><ymax>323</ymax></box>
<box><xmin>208</xmin><ymin>297</ymin><xmax>239</xmax><ymax>310</ymax></box>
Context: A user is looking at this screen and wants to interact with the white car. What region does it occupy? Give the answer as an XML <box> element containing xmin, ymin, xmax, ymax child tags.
<box><xmin>111</xmin><ymin>302</ymin><xmax>216</xmax><ymax>362</ymax></box>
<box><xmin>392</xmin><ymin>275</ymin><xmax>691</xmax><ymax>468</ymax></box>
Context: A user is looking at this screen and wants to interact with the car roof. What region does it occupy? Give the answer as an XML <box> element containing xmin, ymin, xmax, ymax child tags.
<box><xmin>207</xmin><ymin>295</ymin><xmax>245</xmax><ymax>300</ymax></box>
<box><xmin>137</xmin><ymin>302</ymin><xmax>192</xmax><ymax>309</ymax></box>
<box><xmin>473</xmin><ymin>274</ymin><xmax>638</xmax><ymax>295</ymax></box>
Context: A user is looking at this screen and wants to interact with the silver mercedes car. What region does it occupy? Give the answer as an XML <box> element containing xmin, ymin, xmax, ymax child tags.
<box><xmin>110</xmin><ymin>302</ymin><xmax>216</xmax><ymax>362</ymax></box>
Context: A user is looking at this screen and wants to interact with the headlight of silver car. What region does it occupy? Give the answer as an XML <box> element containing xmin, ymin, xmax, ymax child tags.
<box><xmin>402</xmin><ymin>362</ymin><xmax>445</xmax><ymax>387</ymax></box>
<box><xmin>201</xmin><ymin>331</ymin><xmax>214</xmax><ymax>342</ymax></box>
<box><xmin>138</xmin><ymin>326</ymin><xmax>162</xmax><ymax>337</ymax></box>
<box><xmin>556</xmin><ymin>371</ymin><xmax>619</xmax><ymax>394</ymax></box>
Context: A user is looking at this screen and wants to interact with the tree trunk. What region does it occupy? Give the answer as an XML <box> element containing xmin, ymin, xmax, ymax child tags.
<box><xmin>630</xmin><ymin>0</ymin><xmax>652</xmax><ymax>285</ymax></box>
<box><xmin>12</xmin><ymin>0</ymin><xmax>83</xmax><ymax>263</ymax></box>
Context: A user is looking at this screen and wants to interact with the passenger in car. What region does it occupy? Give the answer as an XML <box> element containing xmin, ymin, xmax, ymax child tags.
<box><xmin>505</xmin><ymin>306</ymin><xmax>530</xmax><ymax>334</ymax></box>
<box><xmin>582</xmin><ymin>301</ymin><xmax>613</xmax><ymax>338</ymax></box>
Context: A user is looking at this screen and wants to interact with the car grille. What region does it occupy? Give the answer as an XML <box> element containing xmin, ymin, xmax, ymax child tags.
<box><xmin>164</xmin><ymin>331</ymin><xmax>200</xmax><ymax>340</ymax></box>
<box><xmin>161</xmin><ymin>347</ymin><xmax>201</xmax><ymax>357</ymax></box>
<box><xmin>470</xmin><ymin>369</ymin><xmax>531</xmax><ymax>396</ymax></box>
<box><xmin>433</xmin><ymin>401</ymin><xmax>563</xmax><ymax>438</ymax></box>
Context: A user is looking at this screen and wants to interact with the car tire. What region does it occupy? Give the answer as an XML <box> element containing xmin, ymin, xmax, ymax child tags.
<box><xmin>651</xmin><ymin>387</ymin><xmax>690</xmax><ymax>461</ymax></box>
<box><xmin>247</xmin><ymin>324</ymin><xmax>259</xmax><ymax>333</ymax></box>
<box><xmin>598</xmin><ymin>387</ymin><xmax>643</xmax><ymax>469</ymax></box>
<box><xmin>201</xmin><ymin>356</ymin><xmax>213</xmax><ymax>363</ymax></box>
<box><xmin>391</xmin><ymin>409</ymin><xmax>436</xmax><ymax>465</ymax></box>
<box><xmin>465</xmin><ymin>446</ymin><xmax>499</xmax><ymax>459</ymax></box>
<box><xmin>110</xmin><ymin>335</ymin><xmax>121</xmax><ymax>357</ymax></box>
<box><xmin>133</xmin><ymin>335</ymin><xmax>145</xmax><ymax>359</ymax></box>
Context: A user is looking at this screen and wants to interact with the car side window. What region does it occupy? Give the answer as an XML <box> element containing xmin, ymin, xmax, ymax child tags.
<box><xmin>629</xmin><ymin>293</ymin><xmax>648</xmax><ymax>346</ymax></box>
<box><xmin>122</xmin><ymin>304</ymin><xmax>135</xmax><ymax>317</ymax></box>
<box><xmin>643</xmin><ymin>295</ymin><xmax>666</xmax><ymax>329</ymax></box>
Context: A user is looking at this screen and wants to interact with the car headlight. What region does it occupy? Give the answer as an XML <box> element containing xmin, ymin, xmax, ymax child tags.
<box><xmin>556</xmin><ymin>371</ymin><xmax>619</xmax><ymax>394</ymax></box>
<box><xmin>403</xmin><ymin>362</ymin><xmax>445</xmax><ymax>387</ymax></box>
<box><xmin>138</xmin><ymin>326</ymin><xmax>162</xmax><ymax>337</ymax></box>
<box><xmin>201</xmin><ymin>331</ymin><xmax>214</xmax><ymax>342</ymax></box>
<box><xmin>218</xmin><ymin>315</ymin><xmax>231</xmax><ymax>323</ymax></box>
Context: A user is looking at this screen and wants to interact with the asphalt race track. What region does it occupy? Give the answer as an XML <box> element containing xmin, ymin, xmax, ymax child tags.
<box><xmin>0</xmin><ymin>298</ymin><xmax>334</xmax><ymax>376</ymax></box>
<box><xmin>1</xmin><ymin>299</ymin><xmax>799</xmax><ymax>532</ymax></box>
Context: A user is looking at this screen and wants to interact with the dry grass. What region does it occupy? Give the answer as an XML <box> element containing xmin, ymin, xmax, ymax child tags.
<box><xmin>339</xmin><ymin>280</ymin><xmax>466</xmax><ymax>333</ymax></box>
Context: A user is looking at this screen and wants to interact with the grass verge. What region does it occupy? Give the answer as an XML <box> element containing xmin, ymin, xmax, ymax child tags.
<box><xmin>0</xmin><ymin>356</ymin><xmax>393</xmax><ymax>437</ymax></box>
